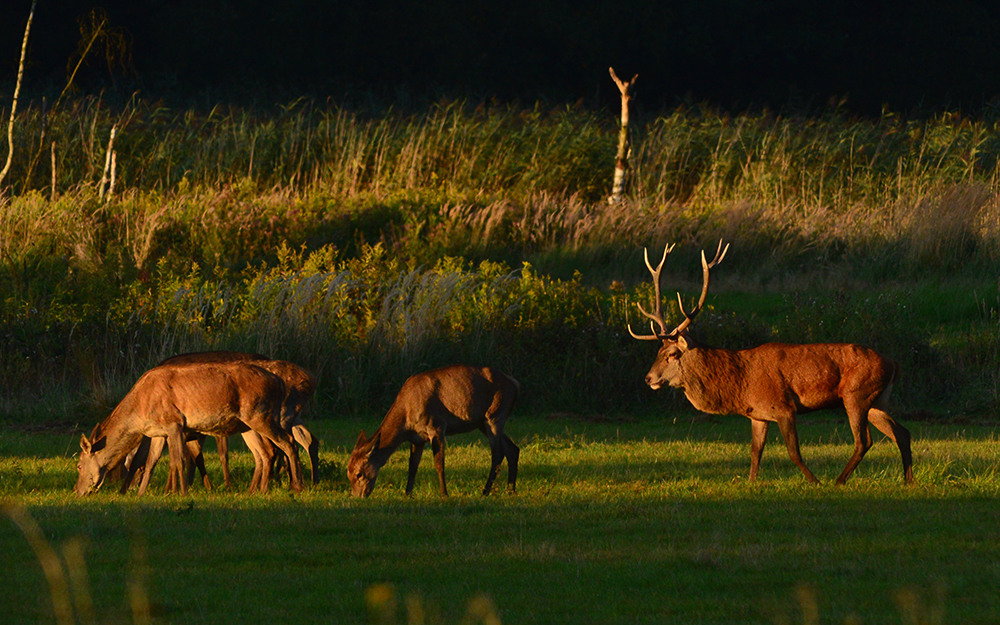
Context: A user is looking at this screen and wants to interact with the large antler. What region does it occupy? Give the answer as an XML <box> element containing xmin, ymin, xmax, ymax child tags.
<box><xmin>627</xmin><ymin>240</ymin><xmax>729</xmax><ymax>340</ymax></box>
<box><xmin>671</xmin><ymin>239</ymin><xmax>729</xmax><ymax>337</ymax></box>
<box><xmin>627</xmin><ymin>243</ymin><xmax>676</xmax><ymax>340</ymax></box>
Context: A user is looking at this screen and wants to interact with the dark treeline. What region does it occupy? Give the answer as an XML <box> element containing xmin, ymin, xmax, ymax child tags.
<box><xmin>3</xmin><ymin>0</ymin><xmax>1000</xmax><ymax>115</ymax></box>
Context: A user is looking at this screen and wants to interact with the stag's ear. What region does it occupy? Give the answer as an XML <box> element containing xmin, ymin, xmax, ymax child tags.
<box><xmin>80</xmin><ymin>434</ymin><xmax>91</xmax><ymax>453</ymax></box>
<box><xmin>676</xmin><ymin>334</ymin><xmax>692</xmax><ymax>351</ymax></box>
<box><xmin>355</xmin><ymin>430</ymin><xmax>368</xmax><ymax>447</ymax></box>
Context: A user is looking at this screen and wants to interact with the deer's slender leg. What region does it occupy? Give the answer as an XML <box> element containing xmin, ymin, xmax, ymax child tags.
<box><xmin>291</xmin><ymin>423</ymin><xmax>320</xmax><ymax>484</ymax></box>
<box><xmin>867</xmin><ymin>408</ymin><xmax>914</xmax><ymax>484</ymax></box>
<box><xmin>482</xmin><ymin>434</ymin><xmax>504</xmax><ymax>496</ymax></box>
<box><xmin>502</xmin><ymin>434</ymin><xmax>520</xmax><ymax>492</ymax></box>
<box><xmin>406</xmin><ymin>443</ymin><xmax>424</xmax><ymax>496</ymax></box>
<box><xmin>215</xmin><ymin>435</ymin><xmax>232</xmax><ymax>489</ymax></box>
<box><xmin>185</xmin><ymin>437</ymin><xmax>211</xmax><ymax>490</ymax></box>
<box><xmin>252</xmin><ymin>420</ymin><xmax>303</xmax><ymax>493</ymax></box>
<box><xmin>241</xmin><ymin>431</ymin><xmax>269</xmax><ymax>492</ymax></box>
<box><xmin>749</xmin><ymin>419</ymin><xmax>770</xmax><ymax>482</ymax></box>
<box><xmin>835</xmin><ymin>400</ymin><xmax>874</xmax><ymax>485</ymax></box>
<box><xmin>166</xmin><ymin>425</ymin><xmax>189</xmax><ymax>496</ymax></box>
<box><xmin>138</xmin><ymin>437</ymin><xmax>166</xmax><ymax>495</ymax></box>
<box><xmin>776</xmin><ymin>417</ymin><xmax>820</xmax><ymax>484</ymax></box>
<box><xmin>121</xmin><ymin>436</ymin><xmax>152</xmax><ymax>494</ymax></box>
<box><xmin>430</xmin><ymin>435</ymin><xmax>447</xmax><ymax>496</ymax></box>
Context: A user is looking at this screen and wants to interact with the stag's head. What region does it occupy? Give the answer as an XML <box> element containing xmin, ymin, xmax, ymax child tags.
<box><xmin>347</xmin><ymin>431</ymin><xmax>381</xmax><ymax>497</ymax></box>
<box><xmin>629</xmin><ymin>241</ymin><xmax>728</xmax><ymax>390</ymax></box>
<box><xmin>74</xmin><ymin>432</ymin><xmax>108</xmax><ymax>497</ymax></box>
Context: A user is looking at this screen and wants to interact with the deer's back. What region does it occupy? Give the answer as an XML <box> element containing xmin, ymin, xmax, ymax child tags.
<box><xmin>394</xmin><ymin>365</ymin><xmax>517</xmax><ymax>434</ymax></box>
<box><xmin>128</xmin><ymin>362</ymin><xmax>284</xmax><ymax>434</ymax></box>
<box><xmin>740</xmin><ymin>343</ymin><xmax>896</xmax><ymax>412</ymax></box>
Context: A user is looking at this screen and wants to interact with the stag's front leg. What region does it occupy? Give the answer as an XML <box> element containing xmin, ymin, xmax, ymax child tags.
<box><xmin>406</xmin><ymin>443</ymin><xmax>424</xmax><ymax>496</ymax></box>
<box><xmin>430</xmin><ymin>435</ymin><xmax>448</xmax><ymax>496</ymax></box>
<box><xmin>776</xmin><ymin>417</ymin><xmax>820</xmax><ymax>484</ymax></box>
<box><xmin>749</xmin><ymin>419</ymin><xmax>769</xmax><ymax>482</ymax></box>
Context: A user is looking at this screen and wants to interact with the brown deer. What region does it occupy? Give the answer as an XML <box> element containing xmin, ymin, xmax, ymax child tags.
<box><xmin>629</xmin><ymin>241</ymin><xmax>914</xmax><ymax>485</ymax></box>
<box><xmin>75</xmin><ymin>361</ymin><xmax>303</xmax><ymax>496</ymax></box>
<box><xmin>348</xmin><ymin>365</ymin><xmax>520</xmax><ymax>497</ymax></box>
<box><xmin>120</xmin><ymin>352</ymin><xmax>321</xmax><ymax>494</ymax></box>
<box><xmin>158</xmin><ymin>352</ymin><xmax>321</xmax><ymax>489</ymax></box>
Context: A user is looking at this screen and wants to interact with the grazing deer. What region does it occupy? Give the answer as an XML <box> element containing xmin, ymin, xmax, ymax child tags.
<box><xmin>348</xmin><ymin>365</ymin><xmax>520</xmax><ymax>497</ymax></box>
<box><xmin>75</xmin><ymin>361</ymin><xmax>303</xmax><ymax>496</ymax></box>
<box><xmin>629</xmin><ymin>241</ymin><xmax>914</xmax><ymax>485</ymax></box>
<box><xmin>157</xmin><ymin>352</ymin><xmax>321</xmax><ymax>489</ymax></box>
<box><xmin>119</xmin><ymin>433</ymin><xmax>212</xmax><ymax>495</ymax></box>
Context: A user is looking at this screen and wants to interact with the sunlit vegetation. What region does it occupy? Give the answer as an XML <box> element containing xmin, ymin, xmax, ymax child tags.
<box><xmin>1</xmin><ymin>98</ymin><xmax>998</xmax><ymax>423</ymax></box>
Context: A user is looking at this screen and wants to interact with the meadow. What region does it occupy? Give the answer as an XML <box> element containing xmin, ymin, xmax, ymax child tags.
<box><xmin>1</xmin><ymin>94</ymin><xmax>1000</xmax><ymax>623</ymax></box>
<box><xmin>2</xmin><ymin>416</ymin><xmax>1000</xmax><ymax>624</ymax></box>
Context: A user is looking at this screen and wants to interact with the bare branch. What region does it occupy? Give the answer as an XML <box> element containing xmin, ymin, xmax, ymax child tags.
<box><xmin>0</xmin><ymin>0</ymin><xmax>37</xmax><ymax>190</ymax></box>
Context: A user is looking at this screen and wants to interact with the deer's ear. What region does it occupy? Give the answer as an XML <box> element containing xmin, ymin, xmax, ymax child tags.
<box><xmin>80</xmin><ymin>434</ymin><xmax>91</xmax><ymax>453</ymax></box>
<box><xmin>367</xmin><ymin>433</ymin><xmax>381</xmax><ymax>459</ymax></box>
<box><xmin>677</xmin><ymin>334</ymin><xmax>692</xmax><ymax>351</ymax></box>
<box><xmin>355</xmin><ymin>430</ymin><xmax>368</xmax><ymax>448</ymax></box>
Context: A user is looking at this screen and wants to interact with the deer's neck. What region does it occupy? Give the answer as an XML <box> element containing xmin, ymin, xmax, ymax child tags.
<box><xmin>679</xmin><ymin>347</ymin><xmax>749</xmax><ymax>415</ymax></box>
<box><xmin>96</xmin><ymin>397</ymin><xmax>150</xmax><ymax>470</ymax></box>
<box><xmin>367</xmin><ymin>409</ymin><xmax>413</xmax><ymax>469</ymax></box>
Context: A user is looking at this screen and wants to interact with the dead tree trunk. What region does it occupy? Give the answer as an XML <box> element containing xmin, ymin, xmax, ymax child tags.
<box><xmin>0</xmin><ymin>0</ymin><xmax>37</xmax><ymax>190</ymax></box>
<box><xmin>608</xmin><ymin>67</ymin><xmax>638</xmax><ymax>205</ymax></box>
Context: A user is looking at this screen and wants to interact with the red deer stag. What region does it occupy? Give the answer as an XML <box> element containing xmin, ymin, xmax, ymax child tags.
<box><xmin>348</xmin><ymin>365</ymin><xmax>520</xmax><ymax>497</ymax></box>
<box><xmin>629</xmin><ymin>241</ymin><xmax>914</xmax><ymax>485</ymax></box>
<box><xmin>75</xmin><ymin>361</ymin><xmax>303</xmax><ymax>496</ymax></box>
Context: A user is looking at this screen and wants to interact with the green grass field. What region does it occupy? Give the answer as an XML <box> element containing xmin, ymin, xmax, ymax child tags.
<box><xmin>3</xmin><ymin>413</ymin><xmax>998</xmax><ymax>624</ymax></box>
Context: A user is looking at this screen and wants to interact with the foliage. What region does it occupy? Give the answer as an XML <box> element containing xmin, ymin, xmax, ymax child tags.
<box><xmin>0</xmin><ymin>97</ymin><xmax>999</xmax><ymax>422</ymax></box>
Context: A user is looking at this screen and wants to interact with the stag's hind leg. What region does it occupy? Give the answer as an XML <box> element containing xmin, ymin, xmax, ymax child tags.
<box><xmin>835</xmin><ymin>400</ymin><xmax>875</xmax><ymax>485</ymax></box>
<box><xmin>868</xmin><ymin>408</ymin><xmax>914</xmax><ymax>484</ymax></box>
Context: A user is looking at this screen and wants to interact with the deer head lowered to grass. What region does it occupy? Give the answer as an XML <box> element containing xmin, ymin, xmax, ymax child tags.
<box><xmin>347</xmin><ymin>365</ymin><xmax>520</xmax><ymax>497</ymax></box>
<box><xmin>629</xmin><ymin>241</ymin><xmax>914</xmax><ymax>485</ymax></box>
<box><xmin>75</xmin><ymin>361</ymin><xmax>304</xmax><ymax>496</ymax></box>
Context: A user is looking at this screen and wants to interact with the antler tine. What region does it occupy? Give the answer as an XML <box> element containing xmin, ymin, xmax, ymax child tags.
<box><xmin>706</xmin><ymin>238</ymin><xmax>730</xmax><ymax>269</ymax></box>
<box><xmin>672</xmin><ymin>239</ymin><xmax>728</xmax><ymax>337</ymax></box>
<box><xmin>627</xmin><ymin>243</ymin><xmax>675</xmax><ymax>339</ymax></box>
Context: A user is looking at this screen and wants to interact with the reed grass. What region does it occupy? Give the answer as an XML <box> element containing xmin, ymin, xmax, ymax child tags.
<box><xmin>0</xmin><ymin>97</ymin><xmax>999</xmax><ymax>423</ymax></box>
